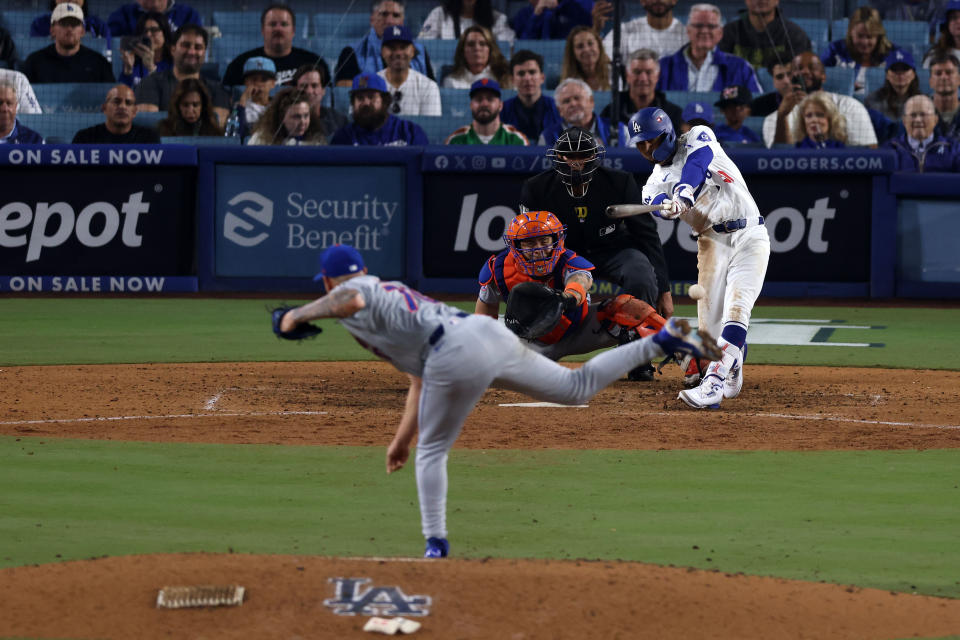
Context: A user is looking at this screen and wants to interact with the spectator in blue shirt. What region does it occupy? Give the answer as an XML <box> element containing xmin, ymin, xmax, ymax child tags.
<box><xmin>884</xmin><ymin>94</ymin><xmax>960</xmax><ymax>170</ymax></box>
<box><xmin>107</xmin><ymin>0</ymin><xmax>202</xmax><ymax>37</ymax></box>
<box><xmin>0</xmin><ymin>81</ymin><xmax>44</xmax><ymax>144</ymax></box>
<box><xmin>500</xmin><ymin>49</ymin><xmax>562</xmax><ymax>143</ymax></box>
<box><xmin>657</xmin><ymin>4</ymin><xmax>762</xmax><ymax>93</ymax></box>
<box><xmin>538</xmin><ymin>77</ymin><xmax>625</xmax><ymax>146</ymax></box>
<box><xmin>510</xmin><ymin>0</ymin><xmax>593</xmax><ymax>40</ymax></box>
<box><xmin>713</xmin><ymin>84</ymin><xmax>762</xmax><ymax>143</ymax></box>
<box><xmin>820</xmin><ymin>6</ymin><xmax>906</xmax><ymax>94</ymax></box>
<box><xmin>334</xmin><ymin>0</ymin><xmax>435</xmax><ymax>86</ymax></box>
<box><xmin>792</xmin><ymin>91</ymin><xmax>847</xmax><ymax>149</ymax></box>
<box><xmin>330</xmin><ymin>73</ymin><xmax>429</xmax><ymax>146</ymax></box>
<box><xmin>31</xmin><ymin>0</ymin><xmax>111</xmax><ymax>40</ymax></box>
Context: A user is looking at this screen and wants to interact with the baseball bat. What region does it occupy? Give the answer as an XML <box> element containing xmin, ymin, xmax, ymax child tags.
<box><xmin>605</xmin><ymin>204</ymin><xmax>662</xmax><ymax>219</ymax></box>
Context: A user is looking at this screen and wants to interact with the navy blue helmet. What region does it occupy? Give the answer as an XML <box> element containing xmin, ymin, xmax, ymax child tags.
<box><xmin>627</xmin><ymin>107</ymin><xmax>676</xmax><ymax>163</ymax></box>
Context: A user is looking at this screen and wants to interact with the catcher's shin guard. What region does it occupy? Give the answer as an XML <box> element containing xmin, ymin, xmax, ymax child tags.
<box><xmin>681</xmin><ymin>355</ymin><xmax>711</xmax><ymax>388</ymax></box>
<box><xmin>598</xmin><ymin>294</ymin><xmax>666</xmax><ymax>342</ymax></box>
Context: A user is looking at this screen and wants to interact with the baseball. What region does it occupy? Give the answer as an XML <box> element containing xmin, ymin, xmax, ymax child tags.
<box><xmin>688</xmin><ymin>284</ymin><xmax>706</xmax><ymax>300</ymax></box>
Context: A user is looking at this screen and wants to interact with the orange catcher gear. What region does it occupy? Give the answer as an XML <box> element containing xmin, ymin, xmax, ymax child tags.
<box><xmin>503</xmin><ymin>211</ymin><xmax>567</xmax><ymax>277</ymax></box>
<box><xmin>597</xmin><ymin>294</ymin><xmax>666</xmax><ymax>339</ymax></box>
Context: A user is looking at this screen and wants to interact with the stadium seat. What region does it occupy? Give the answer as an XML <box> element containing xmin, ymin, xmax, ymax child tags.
<box><xmin>883</xmin><ymin>20</ymin><xmax>932</xmax><ymax>49</ymax></box>
<box><xmin>823</xmin><ymin>66</ymin><xmax>855</xmax><ymax>94</ymax></box>
<box><xmin>756</xmin><ymin>67</ymin><xmax>773</xmax><ymax>90</ymax></box>
<box><xmin>161</xmin><ymin>135</ymin><xmax>242</xmax><ymax>145</ymax></box>
<box><xmin>134</xmin><ymin>111</ymin><xmax>168</xmax><ymax>129</ymax></box>
<box><xmin>404</xmin><ymin>113</ymin><xmax>463</xmax><ymax>144</ymax></box>
<box><xmin>32</xmin><ymin>82</ymin><xmax>115</xmax><ymax>113</ymax></box>
<box><xmin>439</xmin><ymin>87</ymin><xmax>470</xmax><ymax>117</ymax></box>
<box><xmin>421</xmin><ymin>39</ymin><xmax>458</xmax><ymax>70</ymax></box>
<box><xmin>311</xmin><ymin>36</ymin><xmax>354</xmax><ymax>62</ymax></box>
<box><xmin>0</xmin><ymin>10</ymin><xmax>36</xmax><ymax>38</ymax></box>
<box><xmin>664</xmin><ymin>90</ymin><xmax>721</xmax><ymax>111</ymax></box>
<box><xmin>593</xmin><ymin>89</ymin><xmax>612</xmax><ymax>114</ymax></box>
<box><xmin>329</xmin><ymin>85</ymin><xmax>350</xmax><ymax>111</ymax></box>
<box><xmin>212</xmin><ymin>11</ymin><xmax>310</xmax><ymax>39</ymax></box>
<box><xmin>863</xmin><ymin>66</ymin><xmax>887</xmax><ymax>95</ymax></box>
<box><xmin>792</xmin><ymin>18</ymin><xmax>828</xmax><ymax>43</ymax></box>
<box><xmin>18</xmin><ymin>112</ymin><xmax>102</xmax><ymax>142</ymax></box>
<box><xmin>742</xmin><ymin>115</ymin><xmax>766</xmax><ymax>133</ymax></box>
<box><xmin>20</xmin><ymin>35</ymin><xmax>111</xmax><ymax>60</ymax></box>
<box><xmin>313</xmin><ymin>12</ymin><xmax>370</xmax><ymax>39</ymax></box>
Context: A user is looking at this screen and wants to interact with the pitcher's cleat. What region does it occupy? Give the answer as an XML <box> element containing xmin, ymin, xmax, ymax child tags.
<box><xmin>424</xmin><ymin>537</ymin><xmax>449</xmax><ymax>558</ymax></box>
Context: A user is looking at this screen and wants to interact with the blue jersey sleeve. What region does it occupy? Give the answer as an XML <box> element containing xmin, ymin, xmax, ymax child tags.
<box><xmin>677</xmin><ymin>143</ymin><xmax>714</xmax><ymax>194</ymax></box>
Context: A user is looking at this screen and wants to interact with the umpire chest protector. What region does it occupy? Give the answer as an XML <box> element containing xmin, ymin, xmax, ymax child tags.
<box><xmin>520</xmin><ymin>167</ymin><xmax>647</xmax><ymax>256</ymax></box>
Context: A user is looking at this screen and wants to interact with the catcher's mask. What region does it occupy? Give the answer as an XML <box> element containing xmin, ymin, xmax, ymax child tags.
<box><xmin>547</xmin><ymin>126</ymin><xmax>605</xmax><ymax>197</ymax></box>
<box><xmin>503</xmin><ymin>211</ymin><xmax>567</xmax><ymax>277</ymax></box>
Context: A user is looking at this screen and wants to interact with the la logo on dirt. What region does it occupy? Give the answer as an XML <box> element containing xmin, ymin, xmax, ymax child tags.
<box><xmin>323</xmin><ymin>578</ymin><xmax>431</xmax><ymax>616</ymax></box>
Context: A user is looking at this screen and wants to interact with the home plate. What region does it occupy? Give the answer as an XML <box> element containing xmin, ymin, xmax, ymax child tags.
<box><xmin>498</xmin><ymin>402</ymin><xmax>588</xmax><ymax>408</ymax></box>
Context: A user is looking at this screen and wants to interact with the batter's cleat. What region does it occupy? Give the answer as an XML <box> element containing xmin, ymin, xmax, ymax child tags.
<box><xmin>723</xmin><ymin>343</ymin><xmax>746</xmax><ymax>399</ymax></box>
<box><xmin>424</xmin><ymin>537</ymin><xmax>449</xmax><ymax>558</ymax></box>
<box><xmin>651</xmin><ymin>318</ymin><xmax>722</xmax><ymax>362</ymax></box>
<box><xmin>678</xmin><ymin>374</ymin><xmax>724</xmax><ymax>409</ymax></box>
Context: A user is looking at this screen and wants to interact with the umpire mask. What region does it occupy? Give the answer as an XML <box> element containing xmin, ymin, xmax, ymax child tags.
<box><xmin>547</xmin><ymin>126</ymin><xmax>605</xmax><ymax>198</ymax></box>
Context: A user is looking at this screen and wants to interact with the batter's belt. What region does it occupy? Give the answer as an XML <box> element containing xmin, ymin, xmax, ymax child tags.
<box><xmin>711</xmin><ymin>216</ymin><xmax>765</xmax><ymax>234</ymax></box>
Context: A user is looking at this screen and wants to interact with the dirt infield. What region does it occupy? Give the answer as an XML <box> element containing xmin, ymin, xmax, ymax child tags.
<box><xmin>2</xmin><ymin>361</ymin><xmax>959</xmax><ymax>639</ymax></box>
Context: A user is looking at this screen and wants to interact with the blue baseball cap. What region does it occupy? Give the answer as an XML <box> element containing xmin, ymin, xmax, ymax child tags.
<box><xmin>381</xmin><ymin>24</ymin><xmax>414</xmax><ymax>45</ymax></box>
<box><xmin>885</xmin><ymin>48</ymin><xmax>916</xmax><ymax>71</ymax></box>
<box><xmin>314</xmin><ymin>244</ymin><xmax>366</xmax><ymax>281</ymax></box>
<box><xmin>682</xmin><ymin>101</ymin><xmax>714</xmax><ymax>124</ymax></box>
<box><xmin>469</xmin><ymin>78</ymin><xmax>501</xmax><ymax>97</ymax></box>
<box><xmin>243</xmin><ymin>56</ymin><xmax>276</xmax><ymax>78</ymax></box>
<box><xmin>350</xmin><ymin>72</ymin><xmax>389</xmax><ymax>94</ymax></box>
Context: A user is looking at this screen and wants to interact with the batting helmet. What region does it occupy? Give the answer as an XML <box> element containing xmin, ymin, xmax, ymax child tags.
<box><xmin>547</xmin><ymin>126</ymin><xmax>605</xmax><ymax>196</ymax></box>
<box><xmin>627</xmin><ymin>107</ymin><xmax>676</xmax><ymax>163</ymax></box>
<box><xmin>503</xmin><ymin>211</ymin><xmax>567</xmax><ymax>277</ymax></box>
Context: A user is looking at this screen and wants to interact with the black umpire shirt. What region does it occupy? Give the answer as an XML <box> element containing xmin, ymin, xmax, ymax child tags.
<box><xmin>519</xmin><ymin>166</ymin><xmax>670</xmax><ymax>294</ymax></box>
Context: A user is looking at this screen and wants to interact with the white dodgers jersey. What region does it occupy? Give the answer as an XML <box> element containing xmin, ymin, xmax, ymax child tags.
<box><xmin>641</xmin><ymin>125</ymin><xmax>760</xmax><ymax>233</ymax></box>
<box><xmin>335</xmin><ymin>274</ymin><xmax>466</xmax><ymax>376</ymax></box>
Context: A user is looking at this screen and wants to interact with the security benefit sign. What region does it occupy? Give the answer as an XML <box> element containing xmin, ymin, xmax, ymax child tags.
<box><xmin>653</xmin><ymin>174</ymin><xmax>872</xmax><ymax>282</ymax></box>
<box><xmin>422</xmin><ymin>173</ymin><xmax>528</xmax><ymax>278</ymax></box>
<box><xmin>0</xmin><ymin>167</ymin><xmax>196</xmax><ymax>279</ymax></box>
<box><xmin>215</xmin><ymin>165</ymin><xmax>405</xmax><ymax>278</ymax></box>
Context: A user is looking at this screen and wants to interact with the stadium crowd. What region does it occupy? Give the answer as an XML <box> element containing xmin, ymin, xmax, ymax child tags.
<box><xmin>1</xmin><ymin>0</ymin><xmax>959</xmax><ymax>169</ymax></box>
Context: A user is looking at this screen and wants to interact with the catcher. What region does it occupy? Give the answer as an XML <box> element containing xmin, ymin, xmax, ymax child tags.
<box><xmin>475</xmin><ymin>211</ymin><xmax>667</xmax><ymax>362</ymax></box>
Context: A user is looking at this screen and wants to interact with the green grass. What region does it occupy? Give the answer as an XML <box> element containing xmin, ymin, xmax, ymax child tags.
<box><xmin>1</xmin><ymin>298</ymin><xmax>958</xmax><ymax>368</ymax></box>
<box><xmin>2</xmin><ymin>437</ymin><xmax>958</xmax><ymax>598</ymax></box>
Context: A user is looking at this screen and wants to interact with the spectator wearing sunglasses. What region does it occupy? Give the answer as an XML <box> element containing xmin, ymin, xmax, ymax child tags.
<box><xmin>377</xmin><ymin>25</ymin><xmax>442</xmax><ymax>115</ymax></box>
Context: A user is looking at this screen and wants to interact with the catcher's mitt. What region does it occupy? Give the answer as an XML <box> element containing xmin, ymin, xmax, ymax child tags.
<box><xmin>504</xmin><ymin>281</ymin><xmax>576</xmax><ymax>340</ymax></box>
<box><xmin>271</xmin><ymin>306</ymin><xmax>323</xmax><ymax>341</ymax></box>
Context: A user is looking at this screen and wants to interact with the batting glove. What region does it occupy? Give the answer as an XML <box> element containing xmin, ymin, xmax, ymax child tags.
<box><xmin>672</xmin><ymin>184</ymin><xmax>695</xmax><ymax>211</ymax></box>
<box><xmin>658</xmin><ymin>198</ymin><xmax>688</xmax><ymax>219</ymax></box>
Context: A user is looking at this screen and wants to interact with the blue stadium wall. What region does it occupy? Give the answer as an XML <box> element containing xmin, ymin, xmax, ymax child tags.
<box><xmin>0</xmin><ymin>144</ymin><xmax>957</xmax><ymax>299</ymax></box>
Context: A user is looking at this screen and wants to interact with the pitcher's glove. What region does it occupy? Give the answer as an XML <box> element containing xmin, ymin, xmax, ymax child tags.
<box><xmin>271</xmin><ymin>306</ymin><xmax>323</xmax><ymax>341</ymax></box>
<box><xmin>504</xmin><ymin>281</ymin><xmax>576</xmax><ymax>340</ymax></box>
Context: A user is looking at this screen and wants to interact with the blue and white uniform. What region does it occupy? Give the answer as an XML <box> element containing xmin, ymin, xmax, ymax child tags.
<box><xmin>332</xmin><ymin>273</ymin><xmax>666</xmax><ymax>541</ymax></box>
<box><xmin>641</xmin><ymin>125</ymin><xmax>770</xmax><ymax>403</ymax></box>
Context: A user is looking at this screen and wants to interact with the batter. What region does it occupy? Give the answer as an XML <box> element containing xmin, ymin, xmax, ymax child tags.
<box><xmin>277</xmin><ymin>244</ymin><xmax>722</xmax><ymax>558</ymax></box>
<box><xmin>628</xmin><ymin>107</ymin><xmax>771</xmax><ymax>409</ymax></box>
